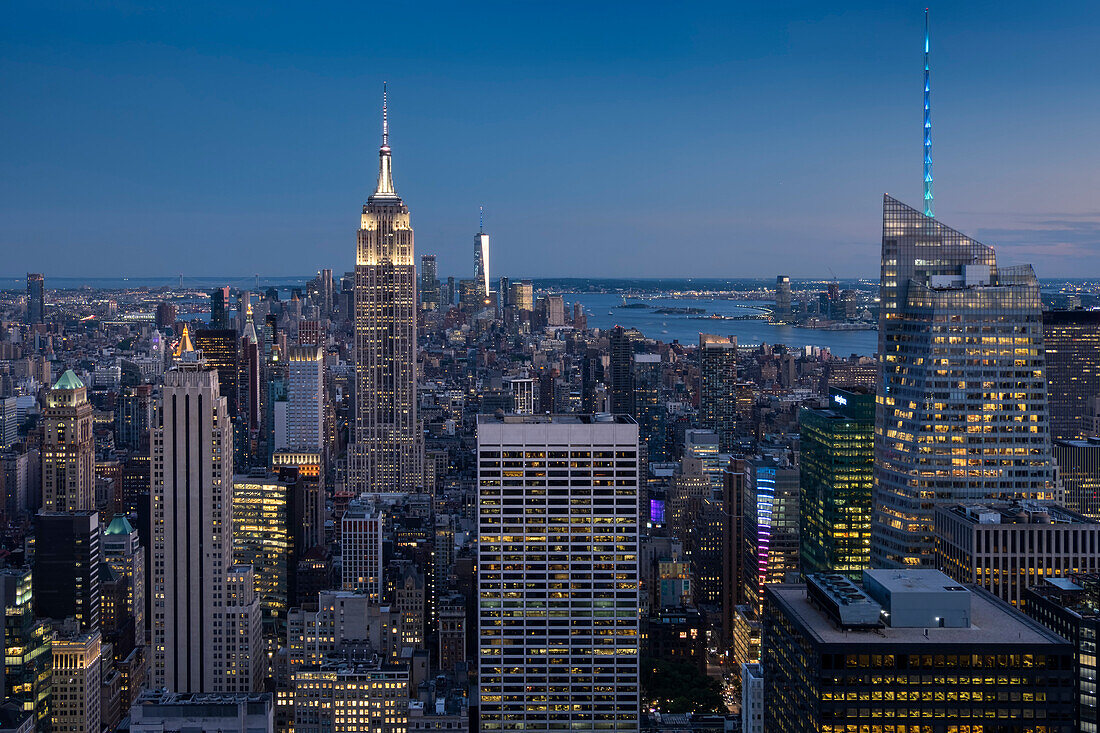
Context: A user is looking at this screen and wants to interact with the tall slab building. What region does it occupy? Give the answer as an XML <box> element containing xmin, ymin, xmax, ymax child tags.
<box><xmin>476</xmin><ymin>414</ymin><xmax>640</xmax><ymax>731</ymax></box>
<box><xmin>151</xmin><ymin>339</ymin><xmax>262</xmax><ymax>692</ymax></box>
<box><xmin>871</xmin><ymin>195</ymin><xmax>1054</xmax><ymax>568</ymax></box>
<box><xmin>42</xmin><ymin>370</ymin><xmax>94</xmax><ymax>512</ymax></box>
<box><xmin>348</xmin><ymin>88</ymin><xmax>422</xmax><ymax>492</ymax></box>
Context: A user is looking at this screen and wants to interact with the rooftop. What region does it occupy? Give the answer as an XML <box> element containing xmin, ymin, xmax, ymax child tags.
<box><xmin>52</xmin><ymin>369</ymin><xmax>85</xmax><ymax>390</ymax></box>
<box><xmin>768</xmin><ymin>582</ymin><xmax>1064</xmax><ymax>647</ymax></box>
<box><xmin>476</xmin><ymin>413</ymin><xmax>636</xmax><ymax>425</ymax></box>
<box><xmin>940</xmin><ymin>501</ymin><xmax>1096</xmax><ymax>526</ymax></box>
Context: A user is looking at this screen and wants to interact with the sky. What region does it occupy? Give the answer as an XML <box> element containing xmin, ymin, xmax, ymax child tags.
<box><xmin>3</xmin><ymin>1</ymin><xmax>1100</xmax><ymax>280</ymax></box>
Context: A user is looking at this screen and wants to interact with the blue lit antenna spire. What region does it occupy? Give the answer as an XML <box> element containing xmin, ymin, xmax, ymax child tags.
<box><xmin>923</xmin><ymin>9</ymin><xmax>933</xmax><ymax>217</ymax></box>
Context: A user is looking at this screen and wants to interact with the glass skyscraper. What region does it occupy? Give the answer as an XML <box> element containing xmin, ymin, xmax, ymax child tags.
<box><xmin>1043</xmin><ymin>310</ymin><xmax>1100</xmax><ymax>440</ymax></box>
<box><xmin>872</xmin><ymin>195</ymin><xmax>1054</xmax><ymax>568</ymax></box>
<box><xmin>799</xmin><ymin>388</ymin><xmax>874</xmax><ymax>579</ymax></box>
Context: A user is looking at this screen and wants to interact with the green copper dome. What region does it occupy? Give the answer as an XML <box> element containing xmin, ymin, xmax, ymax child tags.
<box><xmin>52</xmin><ymin>370</ymin><xmax>85</xmax><ymax>390</ymax></box>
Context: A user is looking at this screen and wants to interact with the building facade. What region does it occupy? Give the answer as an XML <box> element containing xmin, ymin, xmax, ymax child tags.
<box><xmin>799</xmin><ymin>388</ymin><xmax>874</xmax><ymax>579</ymax></box>
<box><xmin>41</xmin><ymin>371</ymin><xmax>94</xmax><ymax>512</ymax></box>
<box><xmin>1053</xmin><ymin>438</ymin><xmax>1100</xmax><ymax>518</ymax></box>
<box><xmin>1043</xmin><ymin>310</ymin><xmax>1100</xmax><ymax>441</ymax></box>
<box><xmin>286</xmin><ymin>344</ymin><xmax>324</xmax><ymax>451</ymax></box>
<box><xmin>872</xmin><ymin>195</ymin><xmax>1055</xmax><ymax>568</ymax></box>
<box><xmin>476</xmin><ymin>414</ymin><xmax>640</xmax><ymax>732</ymax></box>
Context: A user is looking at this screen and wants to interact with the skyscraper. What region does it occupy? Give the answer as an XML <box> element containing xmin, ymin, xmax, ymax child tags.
<box><xmin>871</xmin><ymin>196</ymin><xmax>1054</xmax><ymax>568</ymax></box>
<box><xmin>51</xmin><ymin>630</ymin><xmax>102</xmax><ymax>733</ymax></box>
<box><xmin>103</xmin><ymin>515</ymin><xmax>146</xmax><ymax>660</ymax></box>
<box><xmin>476</xmin><ymin>414</ymin><xmax>640</xmax><ymax>731</ymax></box>
<box><xmin>348</xmin><ymin>86</ymin><xmax>422</xmax><ymax>493</ymax></box>
<box><xmin>25</xmin><ymin>273</ymin><xmax>44</xmax><ymax>325</ymax></box>
<box><xmin>799</xmin><ymin>388</ymin><xmax>874</xmax><ymax>579</ymax></box>
<box><xmin>419</xmin><ymin>254</ymin><xmax>439</xmax><ymax>309</ymax></box>
<box><xmin>774</xmin><ymin>275</ymin><xmax>792</xmax><ymax>323</ymax></box>
<box><xmin>742</xmin><ymin>456</ymin><xmax>799</xmax><ymax>616</ymax></box>
<box><xmin>1043</xmin><ymin>310</ymin><xmax>1100</xmax><ymax>440</ymax></box>
<box><xmin>341</xmin><ymin>499</ymin><xmax>383</xmax><ymax>602</ymax></box>
<box><xmin>210</xmin><ymin>286</ymin><xmax>230</xmax><ymax>330</ymax></box>
<box><xmin>699</xmin><ymin>334</ymin><xmax>739</xmax><ymax>452</ymax></box>
<box><xmin>608</xmin><ymin>326</ymin><xmax>636</xmax><ymax>416</ymax></box>
<box><xmin>474</xmin><ymin>210</ymin><xmax>490</xmax><ymax>301</ymax></box>
<box><xmin>42</xmin><ymin>370</ymin><xmax>94</xmax><ymax>512</ymax></box>
<box><xmin>286</xmin><ymin>344</ymin><xmax>324</xmax><ymax>451</ymax></box>
<box><xmin>34</xmin><ymin>510</ymin><xmax>101</xmax><ymax>631</ymax></box>
<box><xmin>151</xmin><ymin>338</ymin><xmax>262</xmax><ymax>692</ymax></box>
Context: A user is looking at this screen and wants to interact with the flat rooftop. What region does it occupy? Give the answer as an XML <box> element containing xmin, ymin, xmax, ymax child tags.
<box><xmin>768</xmin><ymin>583</ymin><xmax>1066</xmax><ymax>647</ymax></box>
<box><xmin>940</xmin><ymin>501</ymin><xmax>1096</xmax><ymax>526</ymax></box>
<box><xmin>476</xmin><ymin>413</ymin><xmax>636</xmax><ymax>425</ymax></box>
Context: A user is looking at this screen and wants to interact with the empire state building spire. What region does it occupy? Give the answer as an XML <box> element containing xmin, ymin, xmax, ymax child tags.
<box><xmin>371</xmin><ymin>82</ymin><xmax>398</xmax><ymax>200</ymax></box>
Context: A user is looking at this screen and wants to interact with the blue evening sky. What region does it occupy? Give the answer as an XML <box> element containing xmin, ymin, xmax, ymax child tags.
<box><xmin>3</xmin><ymin>1</ymin><xmax>1099</xmax><ymax>280</ymax></box>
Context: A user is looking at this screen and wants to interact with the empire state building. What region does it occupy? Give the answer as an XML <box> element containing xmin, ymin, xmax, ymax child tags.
<box><xmin>349</xmin><ymin>87</ymin><xmax>422</xmax><ymax>492</ymax></box>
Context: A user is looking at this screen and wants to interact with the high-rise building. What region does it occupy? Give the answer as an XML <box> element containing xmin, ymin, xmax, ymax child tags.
<box><xmin>272</xmin><ymin>451</ymin><xmax>325</xmax><ymax>559</ymax></box>
<box><xmin>1024</xmin><ymin>574</ymin><xmax>1100</xmax><ymax>733</ymax></box>
<box><xmin>419</xmin><ymin>254</ymin><xmax>439</xmax><ymax>309</ymax></box>
<box><xmin>0</xmin><ymin>396</ymin><xmax>18</xmax><ymax>450</ymax></box>
<box><xmin>698</xmin><ymin>334</ymin><xmax>739</xmax><ymax>452</ymax></box>
<box><xmin>341</xmin><ymin>499</ymin><xmax>383</xmax><ymax>601</ymax></box>
<box><xmin>509</xmin><ymin>281</ymin><xmax>533</xmax><ymax>312</ymax></box>
<box><xmin>721</xmin><ymin>458</ymin><xmax>746</xmax><ymax>646</ymax></box>
<box><xmin>34</xmin><ymin>511</ymin><xmax>100</xmax><ymax>631</ymax></box>
<box><xmin>1053</xmin><ymin>438</ymin><xmax>1100</xmax><ymax>518</ymax></box>
<box><xmin>42</xmin><ymin>370</ymin><xmax>94</xmax><ymax>512</ymax></box>
<box><xmin>633</xmin><ymin>354</ymin><xmax>665</xmax><ymax>462</ymax></box>
<box><xmin>286</xmin><ymin>344</ymin><xmax>323</xmax><ymax>451</ymax></box>
<box><xmin>155</xmin><ymin>302</ymin><xmax>177</xmax><ymax>330</ymax></box>
<box><xmin>115</xmin><ymin>385</ymin><xmax>154</xmax><ymax>452</ymax></box>
<box><xmin>743</xmin><ymin>456</ymin><xmax>799</xmax><ymax>616</ymax></box>
<box><xmin>348</xmin><ymin>88</ymin><xmax>422</xmax><ymax>493</ymax></box>
<box><xmin>1</xmin><ymin>567</ymin><xmax>52</xmax><ymax>727</ymax></box>
<box><xmin>151</xmin><ymin>339</ymin><xmax>262</xmax><ymax>693</ymax></box>
<box><xmin>191</xmin><ymin>329</ymin><xmax>239</xmax><ymax>418</ymax></box>
<box><xmin>1043</xmin><ymin>310</ymin><xmax>1100</xmax><ymax>440</ymax></box>
<box><xmin>50</xmin><ymin>630</ymin><xmax>101</xmax><ymax>733</ymax></box>
<box><xmin>476</xmin><ymin>414</ymin><xmax>640</xmax><ymax>731</ymax></box>
<box><xmin>232</xmin><ymin>471</ymin><xmax>291</xmax><ymax>666</ymax></box>
<box><xmin>103</xmin><ymin>514</ymin><xmax>147</xmax><ymax>654</ymax></box>
<box><xmin>608</xmin><ymin>326</ymin><xmax>636</xmax><ymax>416</ymax></box>
<box><xmin>763</xmin><ymin>571</ymin><xmax>1074</xmax><ymax>731</ymax></box>
<box><xmin>799</xmin><ymin>388</ymin><xmax>874</xmax><ymax>579</ymax></box>
<box><xmin>872</xmin><ymin>195</ymin><xmax>1054</xmax><ymax>568</ymax></box>
<box><xmin>474</xmin><ymin>216</ymin><xmax>490</xmax><ymax>300</ymax></box>
<box><xmin>741</xmin><ymin>662</ymin><xmax>764</xmax><ymax>733</ymax></box>
<box><xmin>25</xmin><ymin>274</ymin><xmax>44</xmax><ymax>325</ymax></box>
<box><xmin>935</xmin><ymin>501</ymin><xmax>1100</xmax><ymax>606</ymax></box>
<box><xmin>502</xmin><ymin>376</ymin><xmax>536</xmax><ymax>414</ymax></box>
<box><xmin>209</xmin><ymin>287</ymin><xmax>230</xmax><ymax>330</ymax></box>
<box><xmin>774</xmin><ymin>275</ymin><xmax>792</xmax><ymax>323</ymax></box>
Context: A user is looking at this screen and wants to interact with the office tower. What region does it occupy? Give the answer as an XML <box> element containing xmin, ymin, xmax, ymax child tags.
<box><xmin>509</xmin><ymin>281</ymin><xmax>533</xmax><ymax>312</ymax></box>
<box><xmin>0</xmin><ymin>396</ymin><xmax>17</xmax><ymax>449</ymax></box>
<box><xmin>721</xmin><ymin>459</ymin><xmax>746</xmax><ymax>646</ymax></box>
<box><xmin>742</xmin><ymin>456</ymin><xmax>799</xmax><ymax>616</ymax></box>
<box><xmin>192</xmin><ymin>329</ymin><xmax>239</xmax><ymax>417</ymax></box>
<box><xmin>935</xmin><ymin>501</ymin><xmax>1100</xmax><ymax>606</ymax></box>
<box><xmin>572</xmin><ymin>300</ymin><xmax>586</xmax><ymax>330</ymax></box>
<box><xmin>341</xmin><ymin>499</ymin><xmax>383</xmax><ymax>601</ymax></box>
<box><xmin>286</xmin><ymin>344</ymin><xmax>323</xmax><ymax>450</ymax></box>
<box><xmin>608</xmin><ymin>326</ymin><xmax>635</xmax><ymax>415</ymax></box>
<box><xmin>1</xmin><ymin>568</ymin><xmax>52</xmax><ymax>727</ymax></box>
<box><xmin>25</xmin><ymin>273</ymin><xmax>45</xmax><ymax>325</ymax></box>
<box><xmin>272</xmin><ymin>451</ymin><xmax>324</xmax><ymax>555</ymax></box>
<box><xmin>286</xmin><ymin>591</ymin><xmax>402</xmax><ymax>670</ymax></box>
<box><xmin>698</xmin><ymin>335</ymin><xmax>739</xmax><ymax>452</ymax></box>
<box><xmin>115</xmin><ymin>385</ymin><xmax>154</xmax><ymax>452</ymax></box>
<box><xmin>232</xmin><ymin>471</ymin><xmax>291</xmax><ymax>665</ymax></box>
<box><xmin>477</xmin><ymin>414</ymin><xmax>640</xmax><ymax>731</ymax></box>
<box><xmin>238</xmin><ymin>308</ymin><xmax>262</xmax><ymax>464</ymax></box>
<box><xmin>799</xmin><ymin>388</ymin><xmax>874</xmax><ymax>579</ymax></box>
<box><xmin>320</xmin><ymin>268</ymin><xmax>334</xmax><ymax>315</ymax></box>
<box><xmin>293</xmin><ymin>661</ymin><xmax>408</xmax><ymax>733</ymax></box>
<box><xmin>34</xmin><ymin>511</ymin><xmax>100</xmax><ymax>631</ymax></box>
<box><xmin>458</xmin><ymin>279</ymin><xmax>479</xmax><ymax>311</ymax></box>
<box><xmin>445</xmin><ymin>276</ymin><xmax>455</xmax><ymax>307</ymax></box>
<box><xmin>764</xmin><ymin>570</ymin><xmax>1074</xmax><ymax>732</ymax></box>
<box><xmin>774</xmin><ymin>275</ymin><xmax>792</xmax><ymax>323</ymax></box>
<box><xmin>394</xmin><ymin>565</ymin><xmax>425</xmax><ymax>649</ymax></box>
<box><xmin>51</xmin><ymin>630</ymin><xmax>101</xmax><ymax>733</ymax></box>
<box><xmin>633</xmin><ymin>354</ymin><xmax>666</xmax><ymax>462</ymax></box>
<box><xmin>872</xmin><ymin>195</ymin><xmax>1054</xmax><ymax>568</ymax></box>
<box><xmin>348</xmin><ymin>88</ymin><xmax>422</xmax><ymax>493</ymax></box>
<box><xmin>1043</xmin><ymin>310</ymin><xmax>1100</xmax><ymax>440</ymax></box>
<box><xmin>209</xmin><ymin>286</ymin><xmax>230</xmax><ymax>330</ymax></box>
<box><xmin>1024</xmin><ymin>575</ymin><xmax>1100</xmax><ymax>732</ymax></box>
<box><xmin>502</xmin><ymin>376</ymin><xmax>536</xmax><ymax>414</ymax></box>
<box><xmin>129</xmin><ymin>690</ymin><xmax>274</xmax><ymax>732</ymax></box>
<box><xmin>474</xmin><ymin>214</ymin><xmax>490</xmax><ymax>300</ymax></box>
<box><xmin>1053</xmin><ymin>438</ymin><xmax>1100</xmax><ymax>517</ymax></box>
<box><xmin>419</xmin><ymin>254</ymin><xmax>439</xmax><ymax>309</ymax></box>
<box><xmin>151</xmin><ymin>340</ymin><xmax>262</xmax><ymax>693</ymax></box>
<box><xmin>544</xmin><ymin>294</ymin><xmax>565</xmax><ymax>326</ymax></box>
<box><xmin>102</xmin><ymin>514</ymin><xmax>146</xmax><ymax>708</ymax></box>
<box><xmin>42</xmin><ymin>370</ymin><xmax>94</xmax><ymax>512</ymax></box>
